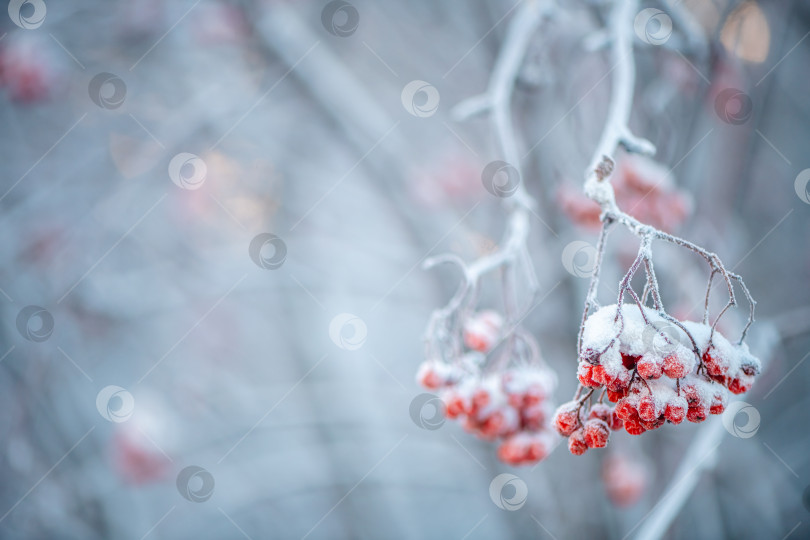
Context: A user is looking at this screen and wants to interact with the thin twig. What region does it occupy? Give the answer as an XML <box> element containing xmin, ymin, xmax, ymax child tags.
<box><xmin>424</xmin><ymin>0</ymin><xmax>552</xmax><ymax>366</ymax></box>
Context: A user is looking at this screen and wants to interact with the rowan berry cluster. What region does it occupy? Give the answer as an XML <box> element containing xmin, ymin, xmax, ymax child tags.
<box><xmin>554</xmin><ymin>304</ymin><xmax>761</xmax><ymax>454</ymax></box>
<box><xmin>418</xmin><ymin>311</ymin><xmax>558</xmax><ymax>466</ymax></box>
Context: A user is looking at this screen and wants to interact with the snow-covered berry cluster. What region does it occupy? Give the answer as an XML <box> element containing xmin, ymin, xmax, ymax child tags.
<box><xmin>417</xmin><ymin>311</ymin><xmax>558</xmax><ymax>466</ymax></box>
<box><xmin>554</xmin><ymin>304</ymin><xmax>761</xmax><ymax>454</ymax></box>
<box><xmin>419</xmin><ymin>358</ymin><xmax>558</xmax><ymax>465</ymax></box>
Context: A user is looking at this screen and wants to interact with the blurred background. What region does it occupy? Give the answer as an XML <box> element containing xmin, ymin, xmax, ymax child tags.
<box><xmin>0</xmin><ymin>0</ymin><xmax>808</xmax><ymax>538</ymax></box>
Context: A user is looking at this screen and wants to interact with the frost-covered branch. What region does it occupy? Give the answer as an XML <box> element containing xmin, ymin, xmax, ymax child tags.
<box><xmin>554</xmin><ymin>0</ymin><xmax>762</xmax><ymax>471</ymax></box>
<box><xmin>424</xmin><ymin>0</ymin><xmax>552</xmax><ymax>366</ymax></box>
<box><xmin>578</xmin><ymin>0</ymin><xmax>755</xmax><ymax>367</ymax></box>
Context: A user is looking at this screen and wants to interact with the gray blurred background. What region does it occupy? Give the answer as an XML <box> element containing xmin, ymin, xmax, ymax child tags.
<box><xmin>0</xmin><ymin>0</ymin><xmax>808</xmax><ymax>538</ymax></box>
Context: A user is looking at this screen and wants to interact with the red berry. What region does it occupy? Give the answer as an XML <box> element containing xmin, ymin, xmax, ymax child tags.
<box><xmin>419</xmin><ymin>368</ymin><xmax>443</xmax><ymax>390</ymax></box>
<box><xmin>623</xmin><ymin>417</ymin><xmax>646</xmax><ymax>435</ymax></box>
<box><xmin>662</xmin><ymin>354</ymin><xmax>686</xmax><ymax>379</ymax></box>
<box><xmin>682</xmin><ymin>384</ymin><xmax>701</xmax><ymax>407</ymax></box>
<box><xmin>480</xmin><ymin>411</ymin><xmax>505</xmax><ymax>439</ymax></box>
<box><xmin>615</xmin><ymin>399</ymin><xmax>638</xmax><ymax>421</ymax></box>
<box><xmin>709</xmin><ymin>392</ymin><xmax>726</xmax><ymax>415</ymax></box>
<box><xmin>610</xmin><ymin>409</ymin><xmax>624</xmax><ymax>431</ymax></box>
<box><xmin>589</xmin><ymin>403</ymin><xmax>612</xmax><ymax>424</ymax></box>
<box><xmin>607</xmin><ymin>389</ymin><xmax>626</xmax><ymax>403</ymax></box>
<box><xmin>463</xmin><ymin>311</ymin><xmax>502</xmax><ymax>352</ymax></box>
<box><xmin>444</xmin><ymin>394</ymin><xmax>467</xmax><ymax>419</ymax></box>
<box><xmin>578</xmin><ymin>363</ymin><xmax>599</xmax><ymax>387</ymax></box>
<box><xmin>640</xmin><ymin>417</ymin><xmax>665</xmax><ymax>431</ymax></box>
<box><xmin>605</xmin><ymin>369</ymin><xmax>632</xmax><ymax>392</ymax></box>
<box><xmin>686</xmin><ymin>406</ymin><xmax>708</xmax><ymax>423</ymax></box>
<box><xmin>637</xmin><ymin>356</ymin><xmax>663</xmax><ymax>379</ymax></box>
<box><xmin>638</xmin><ymin>396</ymin><xmax>658</xmax><ymax>422</ymax></box>
<box><xmin>521</xmin><ymin>405</ymin><xmax>546</xmax><ymax>431</ymax></box>
<box><xmin>525</xmin><ymin>438</ymin><xmax>548</xmax><ymax>462</ymax></box>
<box><xmin>583</xmin><ymin>419</ymin><xmax>610</xmax><ymax>448</ymax></box>
<box><xmin>728</xmin><ymin>378</ymin><xmax>751</xmax><ymax>395</ymax></box>
<box><xmin>621</xmin><ymin>353</ymin><xmax>640</xmax><ymax>370</ymax></box>
<box><xmin>568</xmin><ymin>429</ymin><xmax>588</xmax><ymax>455</ymax></box>
<box><xmin>553</xmin><ymin>402</ymin><xmax>580</xmax><ymax>436</ymax></box>
<box><xmin>523</xmin><ymin>385</ymin><xmax>544</xmax><ymax>406</ymax></box>
<box><xmin>497</xmin><ymin>439</ymin><xmax>525</xmax><ymax>465</ymax></box>
<box><xmin>472</xmin><ymin>388</ymin><xmax>490</xmax><ymax>411</ymax></box>
<box><xmin>702</xmin><ymin>349</ymin><xmax>727</xmax><ymax>377</ymax></box>
<box><xmin>664</xmin><ymin>402</ymin><xmax>686</xmax><ymax>424</ymax></box>
<box><xmin>592</xmin><ymin>365</ymin><xmax>607</xmax><ymax>386</ymax></box>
